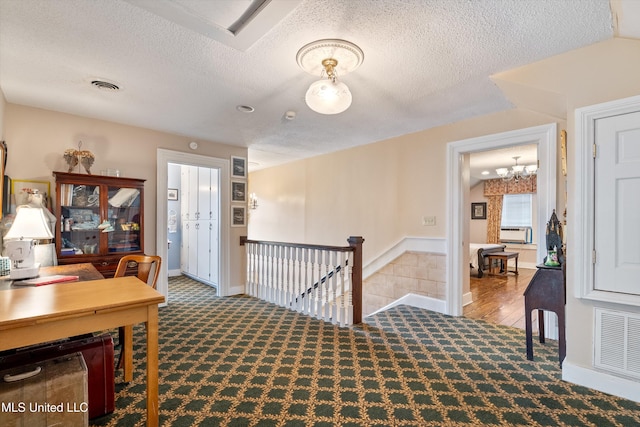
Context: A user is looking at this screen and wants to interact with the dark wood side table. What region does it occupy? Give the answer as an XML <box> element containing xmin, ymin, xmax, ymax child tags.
<box><xmin>523</xmin><ymin>263</ymin><xmax>566</xmax><ymax>365</ymax></box>
<box><xmin>487</xmin><ymin>251</ymin><xmax>519</xmax><ymax>276</ymax></box>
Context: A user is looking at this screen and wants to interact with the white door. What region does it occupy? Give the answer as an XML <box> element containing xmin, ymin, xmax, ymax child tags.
<box><xmin>198</xmin><ymin>167</ymin><xmax>211</xmax><ymax>220</ymax></box>
<box><xmin>594</xmin><ymin>110</ymin><xmax>640</xmax><ymax>295</ymax></box>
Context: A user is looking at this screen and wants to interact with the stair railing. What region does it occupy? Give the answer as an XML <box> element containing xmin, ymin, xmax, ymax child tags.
<box><xmin>240</xmin><ymin>236</ymin><xmax>364</xmax><ymax>325</ymax></box>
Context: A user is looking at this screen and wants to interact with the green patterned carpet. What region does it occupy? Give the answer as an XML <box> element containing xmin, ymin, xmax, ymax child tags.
<box><xmin>91</xmin><ymin>276</ymin><xmax>640</xmax><ymax>426</ymax></box>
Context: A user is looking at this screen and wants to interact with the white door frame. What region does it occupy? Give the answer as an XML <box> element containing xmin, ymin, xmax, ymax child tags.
<box><xmin>446</xmin><ymin>124</ymin><xmax>557</xmax><ymax>316</ymax></box>
<box><xmin>156</xmin><ymin>149</ymin><xmax>230</xmax><ymax>303</ymax></box>
<box><xmin>573</xmin><ymin>94</ymin><xmax>640</xmax><ymax>305</ymax></box>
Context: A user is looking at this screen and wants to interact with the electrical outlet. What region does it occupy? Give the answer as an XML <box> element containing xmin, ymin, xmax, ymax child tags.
<box><xmin>422</xmin><ymin>216</ymin><xmax>436</xmax><ymax>226</ymax></box>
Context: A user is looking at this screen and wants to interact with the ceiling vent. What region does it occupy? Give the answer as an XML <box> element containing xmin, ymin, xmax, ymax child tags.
<box><xmin>91</xmin><ymin>80</ymin><xmax>120</xmax><ymax>91</ymax></box>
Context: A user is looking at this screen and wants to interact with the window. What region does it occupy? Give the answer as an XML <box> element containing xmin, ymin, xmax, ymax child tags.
<box><xmin>501</xmin><ymin>194</ymin><xmax>532</xmax><ymax>228</ymax></box>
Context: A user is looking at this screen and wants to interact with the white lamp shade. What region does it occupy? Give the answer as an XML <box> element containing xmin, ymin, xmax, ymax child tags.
<box><xmin>305</xmin><ymin>79</ymin><xmax>352</xmax><ymax>114</ymax></box>
<box><xmin>5</xmin><ymin>207</ymin><xmax>54</xmax><ymax>240</ymax></box>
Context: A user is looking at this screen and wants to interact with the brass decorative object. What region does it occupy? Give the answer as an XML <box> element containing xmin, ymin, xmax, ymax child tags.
<box><xmin>64</xmin><ymin>141</ymin><xmax>95</xmax><ymax>174</ymax></box>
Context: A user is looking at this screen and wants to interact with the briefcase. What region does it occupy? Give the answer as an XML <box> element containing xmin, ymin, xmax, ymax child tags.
<box><xmin>0</xmin><ymin>352</ymin><xmax>88</xmax><ymax>426</ymax></box>
<box><xmin>0</xmin><ymin>334</ymin><xmax>115</xmax><ymax>419</ymax></box>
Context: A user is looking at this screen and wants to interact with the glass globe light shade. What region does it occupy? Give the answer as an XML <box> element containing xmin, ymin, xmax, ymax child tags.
<box><xmin>495</xmin><ymin>168</ymin><xmax>509</xmax><ymax>177</ymax></box>
<box><xmin>305</xmin><ymin>79</ymin><xmax>352</xmax><ymax>114</ymax></box>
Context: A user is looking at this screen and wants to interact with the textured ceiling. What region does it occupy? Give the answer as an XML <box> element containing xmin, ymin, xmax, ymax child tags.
<box><xmin>0</xmin><ymin>0</ymin><xmax>625</xmax><ymax>171</ymax></box>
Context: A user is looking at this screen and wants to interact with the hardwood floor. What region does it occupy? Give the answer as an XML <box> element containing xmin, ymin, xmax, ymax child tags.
<box><xmin>464</xmin><ymin>267</ymin><xmax>538</xmax><ymax>331</ymax></box>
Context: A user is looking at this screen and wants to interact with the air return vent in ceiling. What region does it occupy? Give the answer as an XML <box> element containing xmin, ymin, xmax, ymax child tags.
<box><xmin>91</xmin><ymin>80</ymin><xmax>120</xmax><ymax>91</ymax></box>
<box><xmin>595</xmin><ymin>308</ymin><xmax>640</xmax><ymax>379</ymax></box>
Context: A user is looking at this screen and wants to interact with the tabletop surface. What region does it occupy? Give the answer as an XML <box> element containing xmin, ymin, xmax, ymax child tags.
<box><xmin>0</xmin><ymin>263</ymin><xmax>104</xmax><ymax>290</ymax></box>
<box><xmin>0</xmin><ymin>276</ymin><xmax>165</xmax><ymax>328</ymax></box>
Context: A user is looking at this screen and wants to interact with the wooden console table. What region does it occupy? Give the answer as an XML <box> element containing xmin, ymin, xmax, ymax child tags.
<box><xmin>523</xmin><ymin>264</ymin><xmax>566</xmax><ymax>366</ymax></box>
<box><xmin>486</xmin><ymin>251</ymin><xmax>519</xmax><ymax>276</ymax></box>
<box><xmin>0</xmin><ymin>276</ymin><xmax>164</xmax><ymax>426</ymax></box>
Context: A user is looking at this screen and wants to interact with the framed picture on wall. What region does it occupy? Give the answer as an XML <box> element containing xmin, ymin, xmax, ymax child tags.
<box><xmin>231</xmin><ymin>205</ymin><xmax>246</xmax><ymax>227</ymax></box>
<box><xmin>12</xmin><ymin>179</ymin><xmax>51</xmax><ymax>207</ymax></box>
<box><xmin>471</xmin><ymin>202</ymin><xmax>487</xmax><ymax>220</ymax></box>
<box><xmin>167</xmin><ymin>188</ymin><xmax>179</xmax><ymax>201</ymax></box>
<box><xmin>231</xmin><ymin>156</ymin><xmax>247</xmax><ymax>178</ymax></box>
<box><xmin>231</xmin><ymin>181</ymin><xmax>246</xmax><ymax>202</ymax></box>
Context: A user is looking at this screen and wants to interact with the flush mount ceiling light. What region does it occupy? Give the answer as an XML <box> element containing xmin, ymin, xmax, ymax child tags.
<box><xmin>296</xmin><ymin>39</ymin><xmax>364</xmax><ymax>115</ymax></box>
<box><xmin>496</xmin><ymin>156</ymin><xmax>538</xmax><ymax>181</ymax></box>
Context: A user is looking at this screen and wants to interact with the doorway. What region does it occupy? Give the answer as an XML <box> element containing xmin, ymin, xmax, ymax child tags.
<box><xmin>156</xmin><ymin>149</ymin><xmax>231</xmax><ymax>303</ymax></box>
<box><xmin>445</xmin><ymin>123</ymin><xmax>557</xmax><ymax>317</ymax></box>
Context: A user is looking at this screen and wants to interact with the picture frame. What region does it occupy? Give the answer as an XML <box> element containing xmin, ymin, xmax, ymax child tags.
<box><xmin>471</xmin><ymin>202</ymin><xmax>487</xmax><ymax>220</ymax></box>
<box><xmin>167</xmin><ymin>188</ymin><xmax>179</xmax><ymax>201</ymax></box>
<box><xmin>12</xmin><ymin>178</ymin><xmax>51</xmax><ymax>207</ymax></box>
<box><xmin>231</xmin><ymin>156</ymin><xmax>247</xmax><ymax>178</ymax></box>
<box><xmin>231</xmin><ymin>181</ymin><xmax>246</xmax><ymax>203</ymax></box>
<box><xmin>231</xmin><ymin>205</ymin><xmax>246</xmax><ymax>227</ymax></box>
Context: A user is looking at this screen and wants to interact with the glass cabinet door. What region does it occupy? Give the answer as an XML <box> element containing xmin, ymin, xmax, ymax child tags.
<box><xmin>59</xmin><ymin>183</ymin><xmax>101</xmax><ymax>256</ymax></box>
<box><xmin>106</xmin><ymin>185</ymin><xmax>141</xmax><ymax>254</ymax></box>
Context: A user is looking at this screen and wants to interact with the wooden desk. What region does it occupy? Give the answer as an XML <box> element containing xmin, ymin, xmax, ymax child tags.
<box><xmin>0</xmin><ymin>276</ymin><xmax>164</xmax><ymax>426</ymax></box>
<box><xmin>487</xmin><ymin>251</ymin><xmax>519</xmax><ymax>276</ymax></box>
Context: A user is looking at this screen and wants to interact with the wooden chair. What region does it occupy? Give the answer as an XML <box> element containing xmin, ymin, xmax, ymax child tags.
<box><xmin>114</xmin><ymin>255</ymin><xmax>162</xmax><ymax>370</ymax></box>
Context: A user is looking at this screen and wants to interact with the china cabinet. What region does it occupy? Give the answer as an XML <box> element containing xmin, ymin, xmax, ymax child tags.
<box><xmin>53</xmin><ymin>172</ymin><xmax>145</xmax><ymax>277</ymax></box>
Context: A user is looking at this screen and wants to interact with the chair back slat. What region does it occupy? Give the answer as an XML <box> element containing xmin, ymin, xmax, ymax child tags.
<box><xmin>114</xmin><ymin>255</ymin><xmax>162</xmax><ymax>289</ymax></box>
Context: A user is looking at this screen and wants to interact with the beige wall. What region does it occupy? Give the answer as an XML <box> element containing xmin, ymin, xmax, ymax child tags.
<box><xmin>3</xmin><ymin>104</ymin><xmax>248</xmax><ymax>287</ymax></box>
<box><xmin>469</xmin><ymin>182</ymin><xmax>487</xmax><ymax>243</ymax></box>
<box><xmin>249</xmin><ymin>107</ymin><xmax>556</xmax><ymax>264</ymax></box>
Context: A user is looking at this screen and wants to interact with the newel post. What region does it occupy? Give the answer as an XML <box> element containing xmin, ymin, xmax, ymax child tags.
<box><xmin>348</xmin><ymin>236</ymin><xmax>364</xmax><ymax>324</ymax></box>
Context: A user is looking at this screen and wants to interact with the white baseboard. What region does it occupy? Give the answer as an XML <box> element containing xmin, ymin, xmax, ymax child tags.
<box><xmin>562</xmin><ymin>360</ymin><xmax>640</xmax><ymax>403</ymax></box>
<box><xmin>462</xmin><ymin>291</ymin><xmax>473</xmax><ymax>306</ymax></box>
<box><xmin>168</xmin><ymin>269</ymin><xmax>182</xmax><ymax>277</ymax></box>
<box><xmin>228</xmin><ymin>285</ymin><xmax>244</xmax><ymax>296</ymax></box>
<box><xmin>367</xmin><ymin>293</ymin><xmax>446</xmax><ymax>317</ymax></box>
<box><xmin>519</xmin><ymin>262</ymin><xmax>537</xmax><ymax>270</ymax></box>
<box><xmin>363</xmin><ymin>237</ymin><xmax>446</xmax><ymax>279</ymax></box>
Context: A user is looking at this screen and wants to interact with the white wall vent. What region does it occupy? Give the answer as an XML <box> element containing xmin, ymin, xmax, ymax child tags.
<box><xmin>595</xmin><ymin>308</ymin><xmax>640</xmax><ymax>379</ymax></box>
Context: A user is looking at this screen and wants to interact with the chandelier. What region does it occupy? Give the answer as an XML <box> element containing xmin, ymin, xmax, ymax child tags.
<box><xmin>496</xmin><ymin>156</ymin><xmax>537</xmax><ymax>181</ymax></box>
<box><xmin>296</xmin><ymin>39</ymin><xmax>364</xmax><ymax>115</ymax></box>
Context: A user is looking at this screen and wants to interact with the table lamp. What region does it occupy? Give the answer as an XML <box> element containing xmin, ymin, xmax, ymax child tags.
<box><xmin>4</xmin><ymin>206</ymin><xmax>54</xmax><ymax>279</ymax></box>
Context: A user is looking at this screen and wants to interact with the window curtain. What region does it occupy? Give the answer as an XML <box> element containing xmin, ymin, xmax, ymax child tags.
<box><xmin>486</xmin><ymin>195</ymin><xmax>503</xmax><ymax>243</ymax></box>
<box><xmin>483</xmin><ymin>176</ymin><xmax>537</xmax><ymax>243</ymax></box>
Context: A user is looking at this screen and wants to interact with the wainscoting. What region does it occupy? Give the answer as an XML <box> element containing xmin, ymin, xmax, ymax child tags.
<box><xmin>363</xmin><ymin>250</ymin><xmax>446</xmax><ymax>317</ymax></box>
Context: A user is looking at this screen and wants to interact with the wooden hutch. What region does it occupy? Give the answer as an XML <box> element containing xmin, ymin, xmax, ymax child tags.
<box><xmin>53</xmin><ymin>172</ymin><xmax>145</xmax><ymax>277</ymax></box>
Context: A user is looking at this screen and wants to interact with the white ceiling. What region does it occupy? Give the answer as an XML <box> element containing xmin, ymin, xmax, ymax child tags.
<box><xmin>0</xmin><ymin>0</ymin><xmax>637</xmax><ymax>172</ymax></box>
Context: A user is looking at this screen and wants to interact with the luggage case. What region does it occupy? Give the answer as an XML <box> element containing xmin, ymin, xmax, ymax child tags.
<box><xmin>0</xmin><ymin>334</ymin><xmax>115</xmax><ymax>419</ymax></box>
<box><xmin>0</xmin><ymin>352</ymin><xmax>88</xmax><ymax>427</ymax></box>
